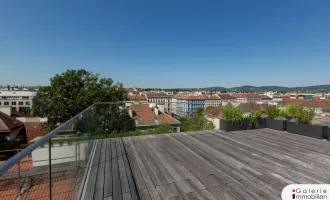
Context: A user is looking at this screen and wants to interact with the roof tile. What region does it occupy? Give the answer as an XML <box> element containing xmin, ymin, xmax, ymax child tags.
<box><xmin>131</xmin><ymin>104</ymin><xmax>179</xmax><ymax>125</ymax></box>
<box><xmin>0</xmin><ymin>111</ymin><xmax>24</xmax><ymax>132</ymax></box>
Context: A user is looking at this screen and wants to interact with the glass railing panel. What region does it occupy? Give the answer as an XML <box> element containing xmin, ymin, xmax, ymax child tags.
<box><xmin>48</xmin><ymin>104</ymin><xmax>98</xmax><ymax>200</ymax></box>
<box><xmin>0</xmin><ymin>147</ymin><xmax>50</xmax><ymax>200</ymax></box>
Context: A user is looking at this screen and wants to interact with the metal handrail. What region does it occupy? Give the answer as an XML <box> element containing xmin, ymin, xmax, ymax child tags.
<box><xmin>0</xmin><ymin>103</ymin><xmax>97</xmax><ymax>176</ymax></box>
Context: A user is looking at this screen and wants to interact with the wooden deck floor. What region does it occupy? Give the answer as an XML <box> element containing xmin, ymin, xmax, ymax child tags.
<box><xmin>81</xmin><ymin>138</ymin><xmax>139</xmax><ymax>200</ymax></box>
<box><xmin>123</xmin><ymin>129</ymin><xmax>330</xmax><ymax>200</ymax></box>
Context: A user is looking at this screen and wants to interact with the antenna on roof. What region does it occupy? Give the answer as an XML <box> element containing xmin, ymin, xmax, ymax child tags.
<box><xmin>300</xmin><ymin>85</ymin><xmax>305</xmax><ymax>92</ymax></box>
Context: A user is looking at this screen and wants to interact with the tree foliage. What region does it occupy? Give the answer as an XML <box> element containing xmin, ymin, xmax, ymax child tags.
<box><xmin>266</xmin><ymin>105</ymin><xmax>280</xmax><ymax>119</ymax></box>
<box><xmin>205</xmin><ymin>106</ymin><xmax>214</xmax><ymax>110</ymax></box>
<box><xmin>144</xmin><ymin>123</ymin><xmax>174</xmax><ymax>135</ymax></box>
<box><xmin>179</xmin><ymin>111</ymin><xmax>214</xmax><ymax>132</ymax></box>
<box><xmin>32</xmin><ymin>69</ymin><xmax>128</xmax><ymax>130</ymax></box>
<box><xmin>297</xmin><ymin>108</ymin><xmax>315</xmax><ymax>124</ymax></box>
<box><xmin>222</xmin><ymin>105</ymin><xmax>244</xmax><ymax>122</ymax></box>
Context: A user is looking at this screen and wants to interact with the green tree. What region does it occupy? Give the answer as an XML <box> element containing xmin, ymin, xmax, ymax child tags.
<box><xmin>32</xmin><ymin>69</ymin><xmax>129</xmax><ymax>130</ymax></box>
<box><xmin>205</xmin><ymin>106</ymin><xmax>214</xmax><ymax>110</ymax></box>
<box><xmin>179</xmin><ymin>110</ymin><xmax>214</xmax><ymax>132</ymax></box>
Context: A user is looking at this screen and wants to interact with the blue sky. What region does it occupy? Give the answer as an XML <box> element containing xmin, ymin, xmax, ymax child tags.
<box><xmin>0</xmin><ymin>0</ymin><xmax>329</xmax><ymax>88</ymax></box>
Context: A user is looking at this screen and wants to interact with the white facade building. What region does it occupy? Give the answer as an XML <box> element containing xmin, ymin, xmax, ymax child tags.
<box><xmin>146</xmin><ymin>93</ymin><xmax>173</xmax><ymax>113</ymax></box>
<box><xmin>0</xmin><ymin>90</ymin><xmax>37</xmax><ymax>112</ymax></box>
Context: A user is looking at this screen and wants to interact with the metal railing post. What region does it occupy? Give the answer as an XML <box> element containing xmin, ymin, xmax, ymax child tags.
<box><xmin>75</xmin><ymin>141</ymin><xmax>77</xmax><ymax>168</ymax></box>
<box><xmin>48</xmin><ymin>139</ymin><xmax>52</xmax><ymax>200</ymax></box>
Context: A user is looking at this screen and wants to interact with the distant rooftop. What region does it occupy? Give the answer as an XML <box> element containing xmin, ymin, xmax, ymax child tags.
<box><xmin>130</xmin><ymin>104</ymin><xmax>179</xmax><ymax>126</ymax></box>
<box><xmin>145</xmin><ymin>92</ymin><xmax>172</xmax><ymax>98</ymax></box>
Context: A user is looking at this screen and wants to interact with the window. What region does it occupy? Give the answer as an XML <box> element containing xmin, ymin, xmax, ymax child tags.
<box><xmin>26</xmin><ymin>101</ymin><xmax>30</xmax><ymax>105</ymax></box>
<box><xmin>19</xmin><ymin>107</ymin><xmax>30</xmax><ymax>113</ymax></box>
<box><xmin>22</xmin><ymin>96</ymin><xmax>29</xmax><ymax>100</ymax></box>
<box><xmin>0</xmin><ymin>102</ymin><xmax>1</xmax><ymax>105</ymax></box>
<box><xmin>19</xmin><ymin>101</ymin><xmax>23</xmax><ymax>105</ymax></box>
<box><xmin>4</xmin><ymin>102</ymin><xmax>9</xmax><ymax>105</ymax></box>
<box><xmin>11</xmin><ymin>102</ymin><xmax>16</xmax><ymax>105</ymax></box>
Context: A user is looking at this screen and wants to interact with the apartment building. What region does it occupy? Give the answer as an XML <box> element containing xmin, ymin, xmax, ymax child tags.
<box><xmin>176</xmin><ymin>96</ymin><xmax>205</xmax><ymax>117</ymax></box>
<box><xmin>216</xmin><ymin>94</ymin><xmax>237</xmax><ymax>103</ymax></box>
<box><xmin>145</xmin><ymin>93</ymin><xmax>173</xmax><ymax>113</ymax></box>
<box><xmin>231</xmin><ymin>93</ymin><xmax>262</xmax><ymax>103</ymax></box>
<box><xmin>0</xmin><ymin>90</ymin><xmax>37</xmax><ymax>113</ymax></box>
<box><xmin>204</xmin><ymin>95</ymin><xmax>221</xmax><ymax>108</ymax></box>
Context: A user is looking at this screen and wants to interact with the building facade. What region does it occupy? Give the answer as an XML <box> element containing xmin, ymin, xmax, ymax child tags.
<box><xmin>216</xmin><ymin>94</ymin><xmax>237</xmax><ymax>103</ymax></box>
<box><xmin>176</xmin><ymin>96</ymin><xmax>205</xmax><ymax>117</ymax></box>
<box><xmin>145</xmin><ymin>93</ymin><xmax>173</xmax><ymax>113</ymax></box>
<box><xmin>231</xmin><ymin>93</ymin><xmax>262</xmax><ymax>103</ymax></box>
<box><xmin>204</xmin><ymin>95</ymin><xmax>221</xmax><ymax>109</ymax></box>
<box><xmin>0</xmin><ymin>90</ymin><xmax>37</xmax><ymax>113</ymax></box>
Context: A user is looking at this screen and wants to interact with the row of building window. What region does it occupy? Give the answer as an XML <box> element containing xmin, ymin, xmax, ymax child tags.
<box><xmin>1</xmin><ymin>96</ymin><xmax>30</xmax><ymax>100</ymax></box>
<box><xmin>148</xmin><ymin>99</ymin><xmax>171</xmax><ymax>103</ymax></box>
<box><xmin>0</xmin><ymin>101</ymin><xmax>30</xmax><ymax>106</ymax></box>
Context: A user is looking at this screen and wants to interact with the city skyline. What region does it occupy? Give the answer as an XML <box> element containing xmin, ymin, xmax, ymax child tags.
<box><xmin>0</xmin><ymin>0</ymin><xmax>330</xmax><ymax>88</ymax></box>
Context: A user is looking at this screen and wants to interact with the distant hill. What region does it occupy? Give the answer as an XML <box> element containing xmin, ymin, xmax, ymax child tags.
<box><xmin>201</xmin><ymin>85</ymin><xmax>330</xmax><ymax>93</ymax></box>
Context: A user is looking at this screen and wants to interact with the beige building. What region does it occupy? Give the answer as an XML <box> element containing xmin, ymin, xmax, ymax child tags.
<box><xmin>145</xmin><ymin>93</ymin><xmax>173</xmax><ymax>113</ymax></box>
<box><xmin>204</xmin><ymin>95</ymin><xmax>221</xmax><ymax>109</ymax></box>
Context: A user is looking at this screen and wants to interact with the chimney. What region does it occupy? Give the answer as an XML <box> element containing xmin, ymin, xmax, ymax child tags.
<box><xmin>0</xmin><ymin>106</ymin><xmax>12</xmax><ymax>116</ymax></box>
<box><xmin>129</xmin><ymin>107</ymin><xmax>133</xmax><ymax>118</ymax></box>
<box><xmin>154</xmin><ymin>106</ymin><xmax>159</xmax><ymax>116</ymax></box>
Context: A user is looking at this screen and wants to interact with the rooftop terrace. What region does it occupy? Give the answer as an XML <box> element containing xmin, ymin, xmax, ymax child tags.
<box><xmin>83</xmin><ymin>129</ymin><xmax>330</xmax><ymax>200</ymax></box>
<box><xmin>1</xmin><ymin>102</ymin><xmax>330</xmax><ymax>200</ymax></box>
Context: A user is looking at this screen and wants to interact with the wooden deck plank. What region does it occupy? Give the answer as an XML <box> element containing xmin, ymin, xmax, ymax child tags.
<box><xmin>104</xmin><ymin>139</ymin><xmax>113</xmax><ymax>198</ymax></box>
<box><xmin>140</xmin><ymin>189</ymin><xmax>152</xmax><ymax>200</ymax></box>
<box><xmin>124</xmin><ymin>137</ymin><xmax>148</xmax><ymax>191</ymax></box>
<box><xmin>122</xmin><ymin>142</ymin><xmax>139</xmax><ymax>200</ymax></box>
<box><xmin>118</xmin><ymin>139</ymin><xmax>131</xmax><ymax>194</ymax></box>
<box><xmin>84</xmin><ymin>140</ymin><xmax>101</xmax><ymax>200</ymax></box>
<box><xmin>138</xmin><ymin>136</ymin><xmax>176</xmax><ymax>186</ymax></box>
<box><xmin>112</xmin><ymin>138</ymin><xmax>122</xmax><ymax>200</ymax></box>
<box><xmin>130</xmin><ymin>137</ymin><xmax>161</xmax><ymax>200</ymax></box>
<box><xmin>94</xmin><ymin>139</ymin><xmax>106</xmax><ymax>200</ymax></box>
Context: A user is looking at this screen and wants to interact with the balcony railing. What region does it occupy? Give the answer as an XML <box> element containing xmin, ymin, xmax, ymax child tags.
<box><xmin>0</xmin><ymin>101</ymin><xmax>218</xmax><ymax>200</ymax></box>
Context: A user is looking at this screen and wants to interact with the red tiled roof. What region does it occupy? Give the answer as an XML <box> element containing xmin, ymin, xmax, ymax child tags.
<box><xmin>0</xmin><ymin>111</ymin><xmax>25</xmax><ymax>133</ymax></box>
<box><xmin>125</xmin><ymin>88</ymin><xmax>139</xmax><ymax>93</ymax></box>
<box><xmin>0</xmin><ymin>157</ymin><xmax>33</xmax><ymax>172</ymax></box>
<box><xmin>131</xmin><ymin>104</ymin><xmax>179</xmax><ymax>125</ymax></box>
<box><xmin>145</xmin><ymin>93</ymin><xmax>172</xmax><ymax>98</ymax></box>
<box><xmin>158</xmin><ymin>113</ymin><xmax>179</xmax><ymax>123</ymax></box>
<box><xmin>0</xmin><ymin>169</ymin><xmax>79</xmax><ymax>200</ymax></box>
<box><xmin>260</xmin><ymin>95</ymin><xmax>273</xmax><ymax>100</ymax></box>
<box><xmin>24</xmin><ymin>122</ymin><xmax>48</xmax><ymax>142</ymax></box>
<box><xmin>216</xmin><ymin>94</ymin><xmax>237</xmax><ymax>99</ymax></box>
<box><xmin>204</xmin><ymin>106</ymin><xmax>223</xmax><ymax>118</ymax></box>
<box><xmin>177</xmin><ymin>95</ymin><xmax>205</xmax><ymax>100</ymax></box>
<box><xmin>232</xmin><ymin>93</ymin><xmax>262</xmax><ymax>99</ymax></box>
<box><xmin>203</xmin><ymin>95</ymin><xmax>220</xmax><ymax>100</ymax></box>
<box><xmin>127</xmin><ymin>94</ymin><xmax>147</xmax><ymax>101</ymax></box>
<box><xmin>131</xmin><ymin>104</ymin><xmax>156</xmax><ymax>124</ymax></box>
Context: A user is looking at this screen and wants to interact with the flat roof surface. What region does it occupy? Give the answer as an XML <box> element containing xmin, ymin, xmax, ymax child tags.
<box><xmin>123</xmin><ymin>129</ymin><xmax>330</xmax><ymax>200</ymax></box>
